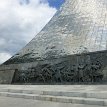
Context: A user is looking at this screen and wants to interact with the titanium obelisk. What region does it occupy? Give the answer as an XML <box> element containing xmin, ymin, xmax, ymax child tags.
<box><xmin>0</xmin><ymin>0</ymin><xmax>107</xmax><ymax>84</ymax></box>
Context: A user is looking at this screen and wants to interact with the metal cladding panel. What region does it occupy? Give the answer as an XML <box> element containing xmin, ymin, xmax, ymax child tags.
<box><xmin>5</xmin><ymin>0</ymin><xmax>107</xmax><ymax>63</ymax></box>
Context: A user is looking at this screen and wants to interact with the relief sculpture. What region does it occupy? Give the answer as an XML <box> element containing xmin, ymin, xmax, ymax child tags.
<box><xmin>17</xmin><ymin>60</ymin><xmax>104</xmax><ymax>83</ymax></box>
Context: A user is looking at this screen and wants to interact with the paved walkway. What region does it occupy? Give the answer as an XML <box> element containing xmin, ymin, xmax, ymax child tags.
<box><xmin>0</xmin><ymin>96</ymin><xmax>104</xmax><ymax>107</ymax></box>
<box><xmin>0</xmin><ymin>85</ymin><xmax>107</xmax><ymax>107</ymax></box>
<box><xmin>0</xmin><ymin>85</ymin><xmax>107</xmax><ymax>92</ymax></box>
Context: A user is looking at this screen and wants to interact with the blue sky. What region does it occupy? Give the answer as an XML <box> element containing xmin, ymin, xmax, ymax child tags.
<box><xmin>0</xmin><ymin>0</ymin><xmax>64</xmax><ymax>64</ymax></box>
<box><xmin>47</xmin><ymin>0</ymin><xmax>65</xmax><ymax>8</ymax></box>
<box><xmin>20</xmin><ymin>0</ymin><xmax>65</xmax><ymax>8</ymax></box>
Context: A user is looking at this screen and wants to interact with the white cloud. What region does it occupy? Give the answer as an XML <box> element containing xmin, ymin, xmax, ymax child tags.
<box><xmin>0</xmin><ymin>0</ymin><xmax>57</xmax><ymax>64</ymax></box>
<box><xmin>0</xmin><ymin>52</ymin><xmax>12</xmax><ymax>64</ymax></box>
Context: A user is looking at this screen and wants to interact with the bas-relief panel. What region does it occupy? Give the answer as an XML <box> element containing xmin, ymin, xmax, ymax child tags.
<box><xmin>12</xmin><ymin>52</ymin><xmax>105</xmax><ymax>84</ymax></box>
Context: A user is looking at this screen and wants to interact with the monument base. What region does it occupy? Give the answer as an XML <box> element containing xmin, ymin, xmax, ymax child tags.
<box><xmin>0</xmin><ymin>50</ymin><xmax>107</xmax><ymax>84</ymax></box>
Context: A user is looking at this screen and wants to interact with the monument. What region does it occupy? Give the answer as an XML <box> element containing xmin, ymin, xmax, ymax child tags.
<box><xmin>0</xmin><ymin>0</ymin><xmax>107</xmax><ymax>84</ymax></box>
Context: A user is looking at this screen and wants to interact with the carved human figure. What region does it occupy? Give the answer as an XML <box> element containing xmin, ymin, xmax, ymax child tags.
<box><xmin>78</xmin><ymin>64</ymin><xmax>85</xmax><ymax>82</ymax></box>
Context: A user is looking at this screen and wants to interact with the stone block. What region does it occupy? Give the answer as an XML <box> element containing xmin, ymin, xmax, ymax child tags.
<box><xmin>83</xmin><ymin>98</ymin><xmax>104</xmax><ymax>106</ymax></box>
<box><xmin>0</xmin><ymin>69</ymin><xmax>15</xmax><ymax>84</ymax></box>
<box><xmin>71</xmin><ymin>97</ymin><xmax>84</xmax><ymax>104</ymax></box>
<box><xmin>23</xmin><ymin>94</ymin><xmax>34</xmax><ymax>99</ymax></box>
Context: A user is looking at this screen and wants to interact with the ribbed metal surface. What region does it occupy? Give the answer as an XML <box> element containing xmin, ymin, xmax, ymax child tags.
<box><xmin>8</xmin><ymin>0</ymin><xmax>107</xmax><ymax>62</ymax></box>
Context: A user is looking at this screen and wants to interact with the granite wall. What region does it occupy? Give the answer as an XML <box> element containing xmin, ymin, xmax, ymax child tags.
<box><xmin>0</xmin><ymin>50</ymin><xmax>107</xmax><ymax>84</ymax></box>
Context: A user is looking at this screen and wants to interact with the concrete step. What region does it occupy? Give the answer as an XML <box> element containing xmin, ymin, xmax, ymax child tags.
<box><xmin>0</xmin><ymin>91</ymin><xmax>107</xmax><ymax>106</ymax></box>
<box><xmin>0</xmin><ymin>89</ymin><xmax>107</xmax><ymax>99</ymax></box>
<box><xmin>42</xmin><ymin>91</ymin><xmax>107</xmax><ymax>99</ymax></box>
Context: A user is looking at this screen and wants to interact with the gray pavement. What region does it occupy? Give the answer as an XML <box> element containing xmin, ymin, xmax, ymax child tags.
<box><xmin>0</xmin><ymin>85</ymin><xmax>107</xmax><ymax>92</ymax></box>
<box><xmin>0</xmin><ymin>85</ymin><xmax>107</xmax><ymax>107</ymax></box>
<box><xmin>0</xmin><ymin>96</ymin><xmax>104</xmax><ymax>107</ymax></box>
